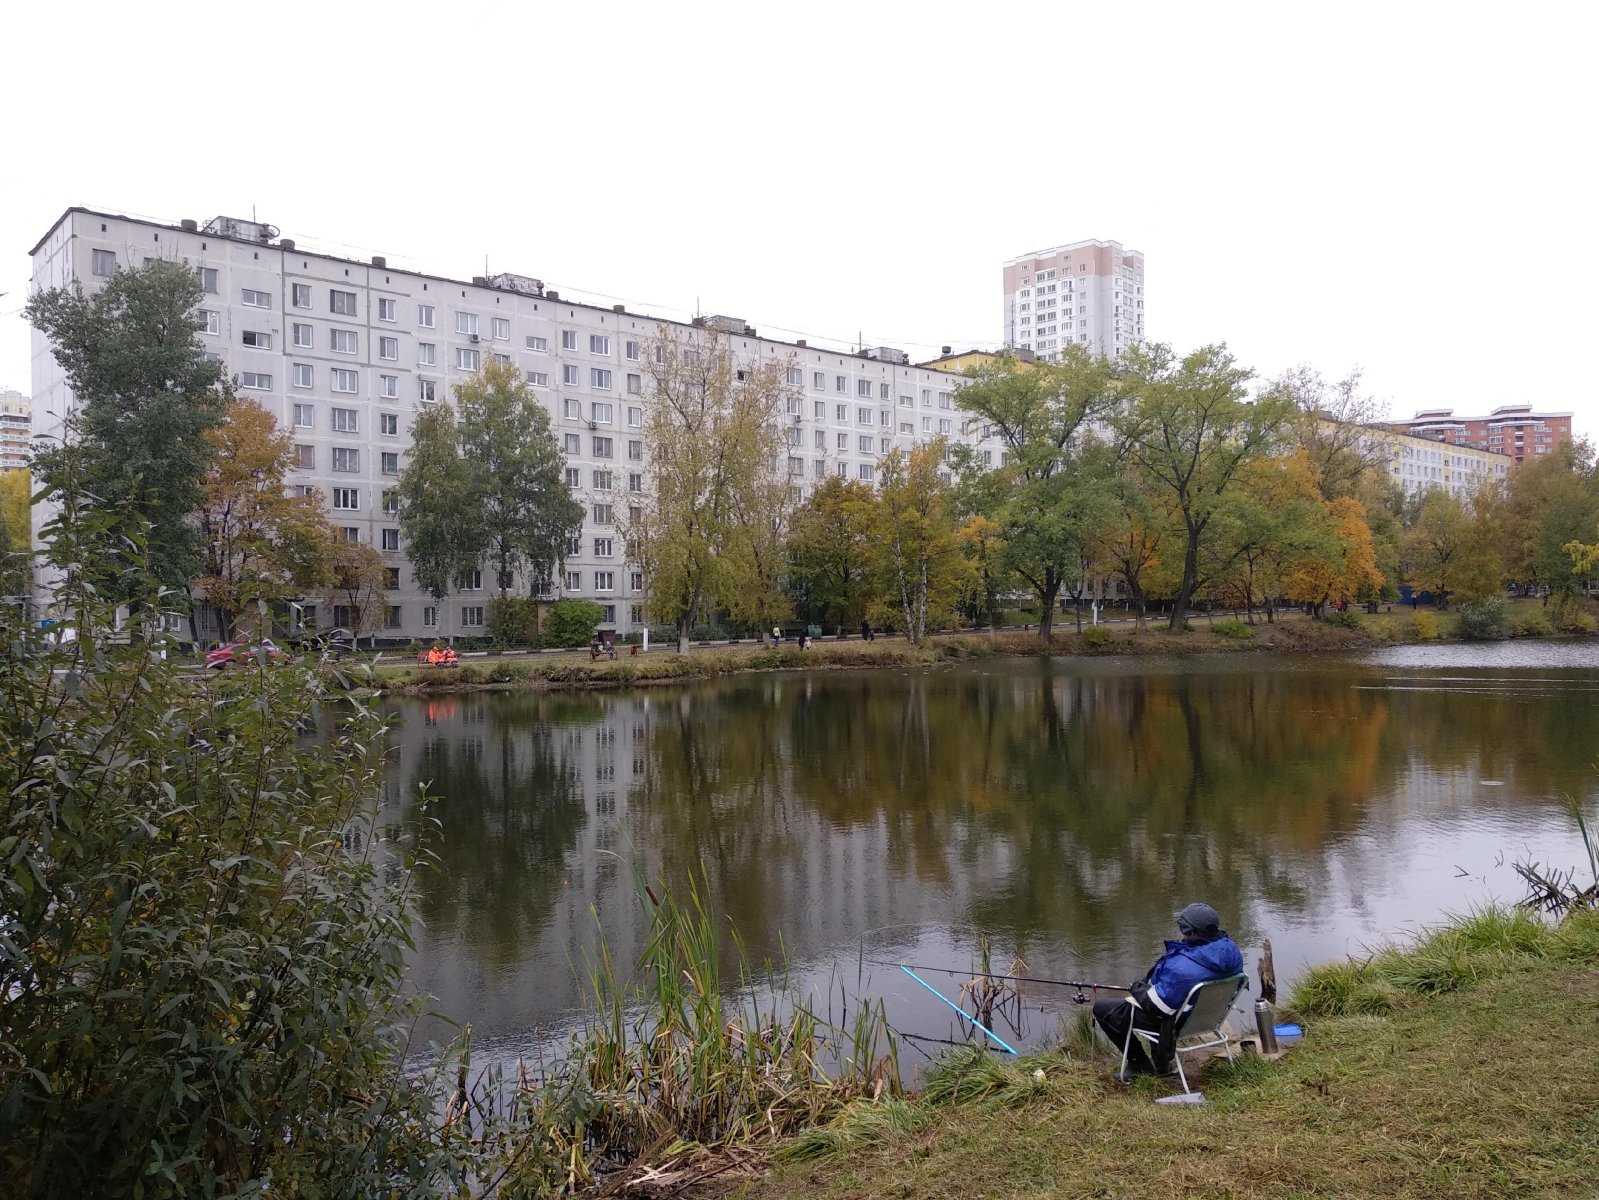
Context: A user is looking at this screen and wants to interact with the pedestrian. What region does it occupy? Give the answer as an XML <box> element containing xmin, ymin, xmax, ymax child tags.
<box><xmin>860</xmin><ymin>618</ymin><xmax>872</xmax><ymax>642</ymax></box>
<box><xmin>1092</xmin><ymin>902</ymin><xmax>1243</xmax><ymax>1081</ymax></box>
<box><xmin>772</xmin><ymin>624</ymin><xmax>781</xmax><ymax>648</ymax></box>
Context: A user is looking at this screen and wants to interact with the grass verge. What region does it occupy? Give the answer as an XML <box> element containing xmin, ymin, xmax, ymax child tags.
<box><xmin>743</xmin><ymin>905</ymin><xmax>1599</xmax><ymax>1200</ymax></box>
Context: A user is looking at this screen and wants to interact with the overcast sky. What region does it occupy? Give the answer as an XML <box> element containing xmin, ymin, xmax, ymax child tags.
<box><xmin>2</xmin><ymin>2</ymin><xmax>1594</xmax><ymax>435</ymax></box>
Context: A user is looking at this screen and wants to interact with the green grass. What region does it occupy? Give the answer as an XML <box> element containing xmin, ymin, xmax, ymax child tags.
<box><xmin>744</xmin><ymin>905</ymin><xmax>1599</xmax><ymax>1200</ymax></box>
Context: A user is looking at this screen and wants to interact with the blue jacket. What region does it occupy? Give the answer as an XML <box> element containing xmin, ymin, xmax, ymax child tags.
<box><xmin>1139</xmin><ymin>932</ymin><xmax>1243</xmax><ymax>1016</ymax></box>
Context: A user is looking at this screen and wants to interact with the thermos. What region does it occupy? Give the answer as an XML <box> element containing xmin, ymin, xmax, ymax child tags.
<box><xmin>1254</xmin><ymin>999</ymin><xmax>1279</xmax><ymax>1053</ymax></box>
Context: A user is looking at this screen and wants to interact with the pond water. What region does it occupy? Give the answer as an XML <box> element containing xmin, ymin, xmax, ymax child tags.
<box><xmin>383</xmin><ymin>643</ymin><xmax>1599</xmax><ymax>1065</ymax></box>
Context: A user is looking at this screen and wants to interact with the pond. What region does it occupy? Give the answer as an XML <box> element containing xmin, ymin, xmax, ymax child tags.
<box><xmin>382</xmin><ymin>643</ymin><xmax>1599</xmax><ymax>1065</ymax></box>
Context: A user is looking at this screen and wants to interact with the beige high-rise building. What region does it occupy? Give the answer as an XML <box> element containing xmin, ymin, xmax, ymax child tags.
<box><xmin>0</xmin><ymin>389</ymin><xmax>30</xmax><ymax>470</ymax></box>
<box><xmin>1002</xmin><ymin>240</ymin><xmax>1145</xmax><ymax>361</ymax></box>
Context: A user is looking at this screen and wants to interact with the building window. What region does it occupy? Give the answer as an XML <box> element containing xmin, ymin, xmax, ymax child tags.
<box><xmin>561</xmin><ymin>330</ymin><xmax>577</xmax><ymax>351</ymax></box>
<box><xmin>382</xmin><ymin>490</ymin><xmax>399</xmax><ymax>514</ymax></box>
<box><xmin>592</xmin><ymin>436</ymin><xmax>613</xmax><ymax>457</ymax></box>
<box><xmin>241</xmin><ymin>289</ymin><xmax>271</xmax><ymax>309</ymax></box>
<box><xmin>331</xmin><ymin>407</ymin><xmax>358</xmax><ymax>433</ymax></box>
<box><xmin>461</xmin><ymin>606</ymin><xmax>484</xmax><ymax>628</ymax></box>
<box><xmin>422</xmin><ymin>606</ymin><xmax>437</xmax><ymax>628</ymax></box>
<box><xmin>627</xmin><ymin>406</ymin><xmax>642</xmax><ymax>427</ymax></box>
<box><xmin>627</xmin><ymin>439</ymin><xmax>643</xmax><ymax>461</ymax></box>
<box><xmin>563</xmin><ymin>397</ymin><xmax>581</xmax><ymax>420</ymax></box>
<box><xmin>589</xmin><ymin>334</ymin><xmax>610</xmax><ymax>355</ymax></box>
<box><xmin>591</xmin><ymin>401</ymin><xmax>613</xmax><ymax>424</ymax></box>
<box><xmin>294</xmin><ymin>444</ymin><xmax>315</xmax><ymax>470</ymax></box>
<box><xmin>292</xmin><ymin>323</ymin><xmax>313</xmax><ymax>348</ymax></box>
<box><xmin>332</xmin><ymin>487</ymin><xmax>360</xmax><ymax>511</ymax></box>
<box><xmin>380</xmin><ymin>412</ymin><xmax>399</xmax><ymax>436</ymax></box>
<box><xmin>836</xmin><ymin>432</ymin><xmax>848</xmax><ymax>450</ymax></box>
<box><xmin>418</xmin><ymin>378</ymin><xmax>437</xmax><ymax>403</ymax></box>
<box><xmin>630</xmin><ymin>570</ymin><xmax>644</xmax><ymax>591</ymax></box>
<box><xmin>564</xmin><ymin>433</ymin><xmax>581</xmax><ymax>454</ymax></box>
<box><xmin>628</xmin><ymin>471</ymin><xmax>643</xmax><ymax>492</ymax></box>
<box><xmin>200</xmin><ymin>309</ymin><xmax>220</xmax><ymax>336</ymax></box>
<box><xmin>562</xmin><ymin>364</ymin><xmax>579</xmax><ymax>386</ymax></box>
<box><xmin>382</xmin><ymin>568</ymin><xmax>401</xmax><ymax>591</ymax></box>
<box><xmin>417</xmin><ymin>303</ymin><xmax>435</xmax><ymax>328</ymax></box>
<box><xmin>565</xmin><ymin>571</ymin><xmax>581</xmax><ymax>591</ymax></box>
<box><xmin>492</xmin><ymin>317</ymin><xmax>510</xmax><ymax>340</ymax></box>
<box><xmin>91</xmin><ymin>249</ymin><xmax>117</xmax><ymax>276</ymax></box>
<box><xmin>625</xmin><ymin>340</ymin><xmax>639</xmax><ymax>360</ymax></box>
<box><xmin>591</xmin><ymin>369</ymin><xmax>612</xmax><ymax>390</ymax></box>
<box><xmin>380</xmin><ymin>374</ymin><xmax>398</xmax><ymax>399</ymax></box>
<box><xmin>526</xmin><ymin>334</ymin><xmax>548</xmax><ymax>352</ymax></box>
<box><xmin>592</xmin><ymin>502</ymin><xmax>614</xmax><ymax>523</ymax></box>
<box><xmin>379</xmin><ymin>336</ymin><xmax>398</xmax><ymax>360</ymax></box>
<box><xmin>381</xmin><ymin>527</ymin><xmax>400</xmax><ymax>551</ymax></box>
<box><xmin>291</xmin><ymin>283</ymin><xmax>312</xmax><ymax>308</ymax></box>
<box><xmin>293</xmin><ymin>403</ymin><xmax>314</xmax><ymax>429</ymax></box>
<box><xmin>858</xmin><ymin>435</ymin><xmax>872</xmax><ymax>452</ymax></box>
<box><xmin>456</xmin><ymin>348</ymin><xmax>480</xmax><ymax>371</ymax></box>
<box><xmin>331</xmin><ymin>329</ymin><xmax>358</xmax><ymax>355</ymax></box>
<box><xmin>331</xmin><ymin>368</ymin><xmax>358</xmax><ymax>394</ymax></box>
<box><xmin>417</xmin><ymin>342</ymin><xmax>436</xmax><ymax>367</ymax></box>
<box><xmin>529</xmin><ymin>371</ymin><xmax>549</xmax><ymax>387</ymax></box>
<box><xmin>199</xmin><ymin>266</ymin><xmax>218</xmax><ymax>293</ymax></box>
<box><xmin>381</xmin><ymin>451</ymin><xmax>399</xmax><ymax>475</ymax></box>
<box><xmin>384</xmin><ymin>605</ymin><xmax>402</xmax><ymax>628</ymax></box>
<box><xmin>292</xmin><ymin>363</ymin><xmax>313</xmax><ymax>389</ymax></box>
<box><xmin>859</xmin><ymin>464</ymin><xmax>874</xmax><ymax>482</ymax></box>
<box><xmin>463</xmin><ymin>569</ymin><xmax>483</xmax><ymax>591</ymax></box>
<box><xmin>626</xmin><ymin>373</ymin><xmax>642</xmax><ymax>395</ymax></box>
<box><xmin>595</xmin><ymin>571</ymin><xmax>615</xmax><ymax>591</ymax></box>
<box><xmin>330</xmin><ymin>289</ymin><xmax>357</xmax><ymax>315</ymax></box>
<box><xmin>240</xmin><ymin>371</ymin><xmax>272</xmax><ymax>391</ymax></box>
<box><xmin>455</xmin><ymin>312</ymin><xmax>478</xmax><ymax>336</ymax></box>
<box><xmin>594</xmin><ymin>537</ymin><xmax>614</xmax><ymax>558</ymax></box>
<box><xmin>332</xmin><ymin>447</ymin><xmax>360</xmax><ymax>473</ymax></box>
<box><xmin>858</xmin><ymin>407</ymin><xmax>871</xmax><ymax>425</ymax></box>
<box><xmin>377</xmin><ymin>297</ymin><xmax>396</xmax><ymax>322</ymax></box>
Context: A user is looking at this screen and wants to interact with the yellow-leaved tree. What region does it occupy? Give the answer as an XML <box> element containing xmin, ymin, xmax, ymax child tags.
<box><xmin>869</xmin><ymin>439</ymin><xmax>969</xmax><ymax>645</ymax></box>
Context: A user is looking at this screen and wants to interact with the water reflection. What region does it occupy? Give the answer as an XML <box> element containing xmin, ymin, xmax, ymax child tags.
<box><xmin>387</xmin><ymin>647</ymin><xmax>1599</xmax><ymax>1058</ymax></box>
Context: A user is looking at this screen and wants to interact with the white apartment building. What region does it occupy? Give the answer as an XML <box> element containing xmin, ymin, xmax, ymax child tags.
<box><xmin>1381</xmin><ymin>429</ymin><xmax>1509</xmax><ymax>499</ymax></box>
<box><xmin>1002</xmin><ymin>239</ymin><xmax>1145</xmax><ymax>361</ymax></box>
<box><xmin>30</xmin><ymin>208</ymin><xmax>1001</xmax><ymax>642</ymax></box>
<box><xmin>0</xmin><ymin>389</ymin><xmax>30</xmax><ymax>470</ymax></box>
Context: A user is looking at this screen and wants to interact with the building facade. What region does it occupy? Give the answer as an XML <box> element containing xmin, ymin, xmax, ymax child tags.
<box><xmin>0</xmin><ymin>389</ymin><xmax>30</xmax><ymax>470</ymax></box>
<box><xmin>1355</xmin><ymin>425</ymin><xmax>1510</xmax><ymax>499</ymax></box>
<box><xmin>1002</xmin><ymin>239</ymin><xmax>1144</xmax><ymax>361</ymax></box>
<box><xmin>1389</xmin><ymin>405</ymin><xmax>1572</xmax><ymax>466</ymax></box>
<box><xmin>30</xmin><ymin>207</ymin><xmax>1001</xmax><ymax>642</ymax></box>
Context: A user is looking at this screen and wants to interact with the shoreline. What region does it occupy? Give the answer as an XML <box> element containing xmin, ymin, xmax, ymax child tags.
<box><xmin>368</xmin><ymin>610</ymin><xmax>1592</xmax><ymax>696</ymax></box>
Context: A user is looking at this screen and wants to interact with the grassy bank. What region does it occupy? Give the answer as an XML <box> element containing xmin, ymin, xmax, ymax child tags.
<box><xmin>368</xmin><ymin>613</ymin><xmax>1452</xmax><ymax>695</ymax></box>
<box><xmin>742</xmin><ymin>904</ymin><xmax>1599</xmax><ymax>1200</ymax></box>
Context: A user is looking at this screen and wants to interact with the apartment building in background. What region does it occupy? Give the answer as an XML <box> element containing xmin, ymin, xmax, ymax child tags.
<box><xmin>1363</xmin><ymin>426</ymin><xmax>1510</xmax><ymax>499</ymax></box>
<box><xmin>1388</xmin><ymin>405</ymin><xmax>1572</xmax><ymax>466</ymax></box>
<box><xmin>1002</xmin><ymin>239</ymin><xmax>1144</xmax><ymax>361</ymax></box>
<box><xmin>0</xmin><ymin>389</ymin><xmax>31</xmax><ymax>470</ymax></box>
<box><xmin>29</xmin><ymin>207</ymin><xmax>1003</xmax><ymax>641</ymax></box>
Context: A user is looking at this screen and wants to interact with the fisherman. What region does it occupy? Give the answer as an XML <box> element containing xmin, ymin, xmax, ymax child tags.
<box><xmin>1093</xmin><ymin>902</ymin><xmax>1243</xmax><ymax>1080</ymax></box>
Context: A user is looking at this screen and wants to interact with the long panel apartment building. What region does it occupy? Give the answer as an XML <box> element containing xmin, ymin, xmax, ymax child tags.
<box><xmin>30</xmin><ymin>207</ymin><xmax>1001</xmax><ymax>641</ymax></box>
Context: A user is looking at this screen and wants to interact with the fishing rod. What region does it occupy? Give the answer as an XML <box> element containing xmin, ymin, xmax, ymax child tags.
<box><xmin>863</xmin><ymin>958</ymin><xmax>1130</xmax><ymax>995</ymax></box>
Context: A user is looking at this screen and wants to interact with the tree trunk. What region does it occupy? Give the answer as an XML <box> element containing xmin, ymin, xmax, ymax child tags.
<box><xmin>1169</xmin><ymin>533</ymin><xmax>1200</xmax><ymax>631</ymax></box>
<box><xmin>677</xmin><ymin>614</ymin><xmax>691</xmax><ymax>655</ymax></box>
<box><xmin>1037</xmin><ymin>572</ymin><xmax>1062</xmax><ymax>641</ymax></box>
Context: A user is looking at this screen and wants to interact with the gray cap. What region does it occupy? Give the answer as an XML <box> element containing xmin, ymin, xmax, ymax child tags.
<box><xmin>1176</xmin><ymin>902</ymin><xmax>1221</xmax><ymax>936</ymax></box>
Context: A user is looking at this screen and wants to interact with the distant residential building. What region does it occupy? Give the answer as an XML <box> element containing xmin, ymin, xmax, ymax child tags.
<box><xmin>915</xmin><ymin>347</ymin><xmax>1037</xmax><ymax>375</ymax></box>
<box><xmin>1388</xmin><ymin>405</ymin><xmax>1571</xmax><ymax>466</ymax></box>
<box><xmin>1002</xmin><ymin>240</ymin><xmax>1144</xmax><ymax>361</ymax></box>
<box><xmin>1330</xmin><ymin>421</ymin><xmax>1510</xmax><ymax>498</ymax></box>
<box><xmin>0</xmin><ymin>389</ymin><xmax>30</xmax><ymax>470</ymax></box>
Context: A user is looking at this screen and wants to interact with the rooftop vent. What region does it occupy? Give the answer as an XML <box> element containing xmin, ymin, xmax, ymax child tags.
<box><xmin>613</xmin><ymin>304</ymin><xmax>625</xmax><ymax>313</ymax></box>
<box><xmin>180</xmin><ymin>218</ymin><xmax>198</xmax><ymax>233</ymax></box>
<box><xmin>489</xmin><ymin>272</ymin><xmax>545</xmax><ymax>296</ymax></box>
<box><xmin>202</xmin><ymin>216</ymin><xmax>278</xmax><ymax>243</ymax></box>
<box><xmin>703</xmin><ymin>314</ymin><xmax>747</xmax><ymax>334</ymax></box>
<box><xmin>280</xmin><ymin>239</ymin><xmax>296</xmax><ymax>251</ymax></box>
<box><xmin>796</xmin><ymin>339</ymin><xmax>807</xmax><ymax>348</ymax></box>
<box><xmin>371</xmin><ymin>256</ymin><xmax>386</xmax><ymax>268</ymax></box>
<box><xmin>545</xmin><ymin>290</ymin><xmax>559</xmax><ymax>301</ymax></box>
<box><xmin>864</xmin><ymin>346</ymin><xmax>909</xmax><ymax>365</ymax></box>
<box><xmin>941</xmin><ymin>345</ymin><xmax>952</xmax><ymax>355</ymax></box>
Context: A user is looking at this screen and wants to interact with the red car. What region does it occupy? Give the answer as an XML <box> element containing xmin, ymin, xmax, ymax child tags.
<box><xmin>205</xmin><ymin>639</ymin><xmax>289</xmax><ymax>670</ymax></box>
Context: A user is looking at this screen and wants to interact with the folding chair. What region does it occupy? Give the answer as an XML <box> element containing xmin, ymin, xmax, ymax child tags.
<box><xmin>1120</xmin><ymin>973</ymin><xmax>1249</xmax><ymax>1099</ymax></box>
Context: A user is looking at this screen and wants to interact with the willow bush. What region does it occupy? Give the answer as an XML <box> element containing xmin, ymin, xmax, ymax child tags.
<box><xmin>0</xmin><ymin>493</ymin><xmax>472</xmax><ymax>1197</ymax></box>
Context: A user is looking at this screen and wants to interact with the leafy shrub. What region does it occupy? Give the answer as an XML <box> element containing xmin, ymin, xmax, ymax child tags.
<box><xmin>1512</xmin><ymin>610</ymin><xmax>1554</xmax><ymax>638</ymax></box>
<box><xmin>544</xmin><ymin>598</ymin><xmax>606</xmax><ymax>647</ymax></box>
<box><xmin>1412</xmin><ymin>610</ymin><xmax>1440</xmax><ymax>640</ymax></box>
<box><xmin>488</xmin><ymin>595</ymin><xmax>542</xmax><ymax>646</ymax></box>
<box><xmin>1211</xmin><ymin>618</ymin><xmax>1254</xmax><ymax>640</ymax></box>
<box><xmin>1558</xmin><ymin>608</ymin><xmax>1597</xmax><ymax>635</ymax></box>
<box><xmin>1458</xmin><ymin>597</ymin><xmax>1509</xmax><ymax>641</ymax></box>
<box><xmin>1324</xmin><ymin>609</ymin><xmax>1363</xmax><ymax>631</ymax></box>
<box><xmin>1081</xmin><ymin>625</ymin><xmax>1116</xmax><ymax>648</ymax></box>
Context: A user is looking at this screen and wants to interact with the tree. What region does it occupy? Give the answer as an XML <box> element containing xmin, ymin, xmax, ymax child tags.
<box><xmin>1501</xmin><ymin>440</ymin><xmax>1599</xmax><ymax>598</ymax></box>
<box><xmin>397</xmin><ymin>402</ymin><xmax>483</xmax><ymax>630</ymax></box>
<box><xmin>870</xmin><ymin>440</ymin><xmax>968</xmax><ymax>645</ymax></box>
<box><xmin>26</xmin><ymin>260</ymin><xmax>228</xmax><ymax>602</ymax></box>
<box><xmin>1206</xmin><ymin>452</ymin><xmax>1332</xmax><ymax>622</ymax></box>
<box><xmin>950</xmin><ymin>348</ymin><xmax>1119</xmax><ymax>639</ymax></box>
<box><xmin>0</xmin><ymin>470</ymin><xmax>28</xmax><ymax>599</ymax></box>
<box><xmin>454</xmin><ymin>358</ymin><xmax>582</xmax><ymax>597</ymax></box>
<box><xmin>1093</xmin><ymin>468</ymin><xmax>1170</xmax><ymax>629</ymax></box>
<box><xmin>192</xmin><ymin>399</ymin><xmax>335</xmax><ymax>641</ymax></box>
<box><xmin>1401</xmin><ymin>489</ymin><xmax>1502</xmax><ymax>606</ymax></box>
<box><xmin>723</xmin><ymin>444</ymin><xmax>793</xmax><ymax>635</ymax></box>
<box><xmin>327</xmin><ymin>539</ymin><xmax>387</xmax><ymax>642</ymax></box>
<box><xmin>1283</xmin><ymin>495</ymin><xmax>1385</xmax><ymax>615</ymax></box>
<box><xmin>786</xmin><ymin>476</ymin><xmax>877</xmax><ymax>630</ymax></box>
<box><xmin>956</xmin><ymin>513</ymin><xmax>1008</xmax><ymax>628</ymax></box>
<box><xmin>1117</xmin><ymin>343</ymin><xmax>1294</xmax><ymax>629</ymax></box>
<box><xmin>626</xmin><ymin>326</ymin><xmax>790</xmax><ymax>652</ymax></box>
<box><xmin>1281</xmin><ymin>365</ymin><xmax>1392</xmax><ymax>498</ymax></box>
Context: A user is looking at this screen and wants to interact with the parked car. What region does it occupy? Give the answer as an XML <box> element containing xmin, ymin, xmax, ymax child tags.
<box><xmin>204</xmin><ymin>639</ymin><xmax>289</xmax><ymax>670</ymax></box>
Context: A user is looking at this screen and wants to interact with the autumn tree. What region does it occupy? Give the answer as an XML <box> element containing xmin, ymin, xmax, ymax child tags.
<box><xmin>870</xmin><ymin>439</ymin><xmax>968</xmax><ymax>644</ymax></box>
<box><xmin>956</xmin><ymin>513</ymin><xmax>1008</xmax><ymax>629</ymax></box>
<box><xmin>1401</xmin><ymin>488</ymin><xmax>1503</xmax><ymax>606</ymax></box>
<box><xmin>1281</xmin><ymin>366</ymin><xmax>1392</xmax><ymax>498</ymax></box>
<box><xmin>1117</xmin><ymin>343</ymin><xmax>1294</xmax><ymax>629</ymax></box>
<box><xmin>1206</xmin><ymin>452</ymin><xmax>1333</xmax><ymax>622</ymax></box>
<box><xmin>0</xmin><ymin>470</ymin><xmax>29</xmax><ymax>598</ymax></box>
<box><xmin>1092</xmin><ymin>467</ymin><xmax>1170</xmax><ymax>629</ymax></box>
<box><xmin>626</xmin><ymin>326</ymin><xmax>791</xmax><ymax>652</ymax></box>
<box><xmin>192</xmin><ymin>399</ymin><xmax>335</xmax><ymax>641</ymax></box>
<box><xmin>326</xmin><ymin>539</ymin><xmax>388</xmax><ymax>644</ymax></box>
<box><xmin>26</xmin><ymin>260</ymin><xmax>228</xmax><ymax>601</ymax></box>
<box><xmin>786</xmin><ymin>475</ymin><xmax>877</xmax><ymax>630</ymax></box>
<box><xmin>397</xmin><ymin>402</ymin><xmax>484</xmax><ymax>629</ymax></box>
<box><xmin>950</xmin><ymin>348</ymin><xmax>1119</xmax><ymax>639</ymax></box>
<box><xmin>1500</xmin><ymin>440</ymin><xmax>1599</xmax><ymax>598</ymax></box>
<box><xmin>1283</xmin><ymin>495</ymin><xmax>1385</xmax><ymax>615</ymax></box>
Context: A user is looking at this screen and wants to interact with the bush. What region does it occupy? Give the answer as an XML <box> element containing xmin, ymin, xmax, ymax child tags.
<box><xmin>1324</xmin><ymin>609</ymin><xmax>1363</xmax><ymax>631</ymax></box>
<box><xmin>1081</xmin><ymin>625</ymin><xmax>1116</xmax><ymax>648</ymax></box>
<box><xmin>1412</xmin><ymin>610</ymin><xmax>1440</xmax><ymax>640</ymax></box>
<box><xmin>544</xmin><ymin>597</ymin><xmax>606</xmax><ymax>647</ymax></box>
<box><xmin>1211</xmin><ymin>618</ymin><xmax>1254</xmax><ymax>640</ymax></box>
<box><xmin>1512</xmin><ymin>610</ymin><xmax>1554</xmax><ymax>638</ymax></box>
<box><xmin>1458</xmin><ymin>597</ymin><xmax>1509</xmax><ymax>641</ymax></box>
<box><xmin>488</xmin><ymin>595</ymin><xmax>542</xmax><ymax>646</ymax></box>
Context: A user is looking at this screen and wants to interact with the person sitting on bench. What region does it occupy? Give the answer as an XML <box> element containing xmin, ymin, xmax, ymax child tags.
<box><xmin>1092</xmin><ymin>902</ymin><xmax>1243</xmax><ymax>1079</ymax></box>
